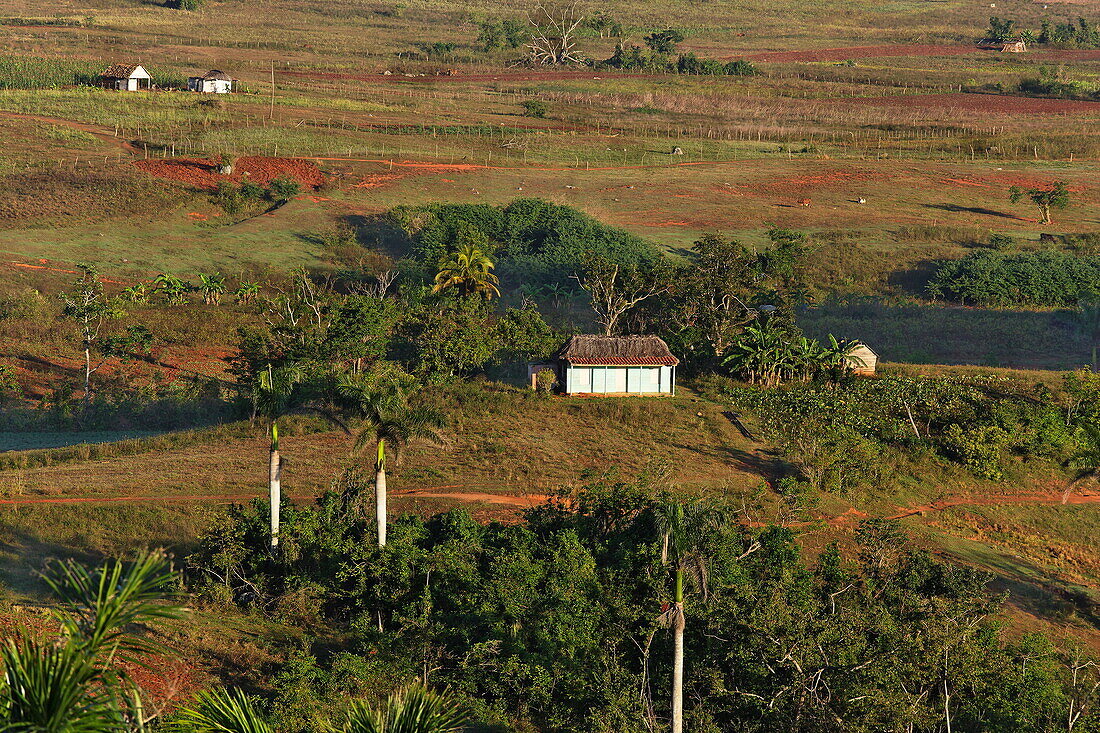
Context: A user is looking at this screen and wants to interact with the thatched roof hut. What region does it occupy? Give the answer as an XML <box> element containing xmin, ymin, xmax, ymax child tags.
<box><xmin>100</xmin><ymin>64</ymin><xmax>151</xmax><ymax>91</ymax></box>
<box><xmin>540</xmin><ymin>335</ymin><xmax>679</xmax><ymax>395</ymax></box>
<box><xmin>554</xmin><ymin>335</ymin><xmax>680</xmax><ymax>366</ymax></box>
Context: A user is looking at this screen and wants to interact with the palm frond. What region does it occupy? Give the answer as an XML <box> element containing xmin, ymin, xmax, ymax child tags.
<box><xmin>41</xmin><ymin>549</ymin><xmax>184</xmax><ymax>661</ymax></box>
<box><xmin>171</xmin><ymin>688</ymin><xmax>275</xmax><ymax>733</ymax></box>
<box><xmin>0</xmin><ymin>631</ymin><xmax>121</xmax><ymax>733</ymax></box>
<box><xmin>342</xmin><ymin>684</ymin><xmax>469</xmax><ymax>733</ymax></box>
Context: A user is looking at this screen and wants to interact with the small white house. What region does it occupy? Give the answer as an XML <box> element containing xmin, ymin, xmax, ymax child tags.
<box><xmin>187</xmin><ymin>70</ymin><xmax>233</xmax><ymax>94</ymax></box>
<box><xmin>845</xmin><ymin>344</ymin><xmax>878</xmax><ymax>376</ymax></box>
<box><xmin>544</xmin><ymin>335</ymin><xmax>679</xmax><ymax>396</ymax></box>
<box><xmin>100</xmin><ymin>64</ymin><xmax>151</xmax><ymax>91</ymax></box>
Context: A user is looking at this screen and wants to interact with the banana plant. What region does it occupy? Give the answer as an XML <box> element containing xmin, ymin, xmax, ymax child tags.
<box><xmin>199</xmin><ymin>273</ymin><xmax>227</xmax><ymax>306</ymax></box>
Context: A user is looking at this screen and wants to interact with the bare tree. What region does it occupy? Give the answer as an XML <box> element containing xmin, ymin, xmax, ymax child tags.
<box><xmin>526</xmin><ymin>1</ymin><xmax>585</xmax><ymax>65</ymax></box>
<box><xmin>574</xmin><ymin>255</ymin><xmax>669</xmax><ymax>336</ymax></box>
<box><xmin>58</xmin><ymin>264</ymin><xmax>124</xmax><ymax>405</ymax></box>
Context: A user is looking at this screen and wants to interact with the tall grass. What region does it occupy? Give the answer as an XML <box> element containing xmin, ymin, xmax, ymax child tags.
<box><xmin>0</xmin><ymin>55</ymin><xmax>102</xmax><ymax>90</ymax></box>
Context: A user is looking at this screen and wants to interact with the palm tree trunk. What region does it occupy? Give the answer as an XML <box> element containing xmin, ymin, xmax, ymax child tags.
<box><xmin>269</xmin><ymin>424</ymin><xmax>281</xmax><ymax>551</ymax></box>
<box><xmin>376</xmin><ymin>439</ymin><xmax>387</xmax><ymax>547</ymax></box>
<box><xmin>269</xmin><ymin>444</ymin><xmax>281</xmax><ymax>548</ymax></box>
<box><xmin>672</xmin><ymin>570</ymin><xmax>684</xmax><ymax>733</ymax></box>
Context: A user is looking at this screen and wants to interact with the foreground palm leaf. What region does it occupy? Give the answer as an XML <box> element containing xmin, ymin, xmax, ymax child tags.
<box><xmin>0</xmin><ymin>632</ymin><xmax>121</xmax><ymax>733</ymax></box>
<box><xmin>342</xmin><ymin>684</ymin><xmax>469</xmax><ymax>733</ymax></box>
<box><xmin>0</xmin><ymin>550</ymin><xmax>183</xmax><ymax>732</ymax></box>
<box><xmin>171</xmin><ymin>688</ymin><xmax>275</xmax><ymax>733</ymax></box>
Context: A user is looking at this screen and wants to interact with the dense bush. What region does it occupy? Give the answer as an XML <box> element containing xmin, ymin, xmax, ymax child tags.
<box><xmin>389</xmin><ymin>198</ymin><xmax>661</xmax><ymax>287</ymax></box>
<box><xmin>927</xmin><ymin>250</ymin><xmax>1100</xmax><ymax>306</ymax></box>
<box><xmin>722</xmin><ymin>372</ymin><xmax>1096</xmax><ymax>485</ymax></box>
<box><xmin>189</xmin><ymin>473</ymin><xmax>1100</xmax><ymax>732</ymax></box>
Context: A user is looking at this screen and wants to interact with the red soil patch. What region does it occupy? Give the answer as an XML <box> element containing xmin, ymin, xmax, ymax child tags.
<box><xmin>282</xmin><ymin>69</ymin><xmax>661</xmax><ymax>85</ymax></box>
<box><xmin>353</xmin><ymin>172</ymin><xmax>407</xmax><ymax>189</ymax></box>
<box><xmin>941</xmin><ymin>173</ymin><xmax>1087</xmax><ymax>193</ymax></box>
<box><xmin>834</xmin><ymin>92</ymin><xmax>1100</xmax><ymax>115</ymax></box>
<box><xmin>134</xmin><ymin>156</ymin><xmax>326</xmax><ymax>191</ymax></box>
<box><xmin>758</xmin><ymin>169</ymin><xmax>886</xmax><ymax>197</ymax></box>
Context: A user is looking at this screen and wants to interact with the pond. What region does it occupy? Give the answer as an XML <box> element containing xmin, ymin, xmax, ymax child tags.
<box><xmin>0</xmin><ymin>431</ymin><xmax>164</xmax><ymax>452</ymax></box>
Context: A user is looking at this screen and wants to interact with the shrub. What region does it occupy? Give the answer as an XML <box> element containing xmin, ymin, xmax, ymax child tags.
<box><xmin>987</xmin><ymin>233</ymin><xmax>1016</xmax><ymax>250</ymax></box>
<box><xmin>941</xmin><ymin>423</ymin><xmax>1009</xmax><ymax>480</ymax></box>
<box><xmin>0</xmin><ymin>287</ymin><xmax>51</xmax><ymax>321</ymax></box>
<box><xmin>521</xmin><ymin>99</ymin><xmax>549</xmax><ymax>118</ymax></box>
<box><xmin>267</xmin><ymin>175</ymin><xmax>302</xmax><ymax>202</ymax></box>
<box><xmin>213</xmin><ymin>181</ymin><xmax>242</xmax><ymax>214</ymax></box>
<box><xmin>240</xmin><ymin>181</ymin><xmax>265</xmax><ymax>200</ymax></box>
<box><xmin>534</xmin><ymin>368</ymin><xmax>558</xmax><ymax>393</ymax></box>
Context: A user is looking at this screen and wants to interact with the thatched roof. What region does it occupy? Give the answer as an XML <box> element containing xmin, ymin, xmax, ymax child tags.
<box><xmin>196</xmin><ymin>69</ymin><xmax>232</xmax><ymax>81</ymax></box>
<box><xmin>101</xmin><ymin>64</ymin><xmax>145</xmax><ymax>79</ymax></box>
<box><xmin>555</xmin><ymin>335</ymin><xmax>679</xmax><ymax>366</ymax></box>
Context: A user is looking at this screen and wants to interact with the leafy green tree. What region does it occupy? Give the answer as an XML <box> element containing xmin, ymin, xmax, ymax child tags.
<box><xmin>1010</xmin><ymin>181</ymin><xmax>1070</xmax><ymax>225</ymax></box>
<box><xmin>59</xmin><ymin>264</ymin><xmax>124</xmax><ymax>405</ymax></box>
<box><xmin>644</xmin><ymin>29</ymin><xmax>684</xmax><ymax>55</ymax></box>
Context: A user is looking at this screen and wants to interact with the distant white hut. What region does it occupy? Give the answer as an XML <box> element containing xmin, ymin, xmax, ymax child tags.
<box><xmin>187</xmin><ymin>70</ymin><xmax>233</xmax><ymax>94</ymax></box>
<box><xmin>100</xmin><ymin>64</ymin><xmax>151</xmax><ymax>91</ymax></box>
<box><xmin>977</xmin><ymin>39</ymin><xmax>1027</xmax><ymax>52</ymax></box>
<box><xmin>845</xmin><ymin>344</ymin><xmax>879</xmax><ymax>376</ymax></box>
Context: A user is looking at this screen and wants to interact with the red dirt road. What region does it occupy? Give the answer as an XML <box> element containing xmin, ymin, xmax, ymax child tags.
<box><xmin>0</xmin><ymin>489</ymin><xmax>550</xmax><ymax>508</ymax></box>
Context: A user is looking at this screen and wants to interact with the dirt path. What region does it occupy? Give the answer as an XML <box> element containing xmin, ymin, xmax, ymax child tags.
<box><xmin>0</xmin><ymin>110</ymin><xmax>141</xmax><ymax>154</ymax></box>
<box><xmin>0</xmin><ymin>488</ymin><xmax>550</xmax><ymax>508</ymax></box>
<box><xmin>829</xmin><ymin>489</ymin><xmax>1100</xmax><ymax>525</ymax></box>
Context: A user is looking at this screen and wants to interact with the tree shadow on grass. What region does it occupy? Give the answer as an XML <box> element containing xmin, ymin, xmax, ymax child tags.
<box><xmin>923</xmin><ymin>203</ymin><xmax>1024</xmax><ymax>220</ymax></box>
<box><xmin>668</xmin><ymin>441</ymin><xmax>790</xmax><ymax>482</ymax></box>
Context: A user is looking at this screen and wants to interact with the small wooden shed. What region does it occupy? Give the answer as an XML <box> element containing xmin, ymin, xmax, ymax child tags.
<box><xmin>100</xmin><ymin>64</ymin><xmax>151</xmax><ymax>91</ymax></box>
<box><xmin>188</xmin><ymin>70</ymin><xmax>233</xmax><ymax>93</ymax></box>
<box><xmin>545</xmin><ymin>335</ymin><xmax>679</xmax><ymax>396</ymax></box>
<box><xmin>977</xmin><ymin>39</ymin><xmax>1027</xmax><ymax>52</ymax></box>
<box><xmin>845</xmin><ymin>344</ymin><xmax>878</xmax><ymax>376</ymax></box>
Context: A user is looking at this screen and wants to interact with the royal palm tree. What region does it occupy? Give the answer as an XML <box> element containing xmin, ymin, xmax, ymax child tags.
<box><xmin>253</xmin><ymin>364</ymin><xmax>303</xmax><ymax>551</ymax></box>
<box><xmin>432</xmin><ymin>243</ymin><xmax>500</xmax><ymax>299</ymax></box>
<box><xmin>250</xmin><ymin>365</ymin><xmax>349</xmax><ymax>550</ymax></box>
<box><xmin>341</xmin><ymin>381</ymin><xmax>445</xmax><ymax>546</ymax></box>
<box><xmin>655</xmin><ymin>501</ymin><xmax>723</xmax><ymax>733</ymax></box>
